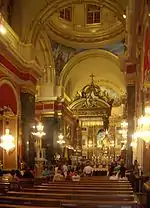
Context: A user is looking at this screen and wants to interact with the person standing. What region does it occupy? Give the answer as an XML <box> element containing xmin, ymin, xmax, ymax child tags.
<box><xmin>83</xmin><ymin>164</ymin><xmax>93</xmax><ymax>176</ymax></box>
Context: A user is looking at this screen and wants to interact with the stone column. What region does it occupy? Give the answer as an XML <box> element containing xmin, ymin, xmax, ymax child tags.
<box><xmin>43</xmin><ymin>117</ymin><xmax>60</xmax><ymax>162</ymax></box>
<box><xmin>126</xmin><ymin>64</ymin><xmax>136</xmax><ymax>168</ymax></box>
<box><xmin>20</xmin><ymin>90</ymin><xmax>35</xmax><ymax>167</ymax></box>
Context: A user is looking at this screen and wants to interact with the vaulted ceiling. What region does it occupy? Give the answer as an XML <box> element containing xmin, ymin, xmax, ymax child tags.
<box><xmin>8</xmin><ymin>0</ymin><xmax>129</xmax><ymax>103</ymax></box>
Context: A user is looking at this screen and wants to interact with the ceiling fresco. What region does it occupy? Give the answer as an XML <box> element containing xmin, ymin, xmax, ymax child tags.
<box><xmin>51</xmin><ymin>40</ymin><xmax>125</xmax><ymax>75</ymax></box>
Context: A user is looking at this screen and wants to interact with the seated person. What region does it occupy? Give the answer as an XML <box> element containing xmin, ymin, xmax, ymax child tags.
<box><xmin>69</xmin><ymin>169</ymin><xmax>75</xmax><ymax>177</ymax></box>
<box><xmin>53</xmin><ymin>170</ymin><xmax>64</xmax><ymax>182</ymax></box>
<box><xmin>42</xmin><ymin>167</ymin><xmax>50</xmax><ymax>177</ymax></box>
<box><xmin>23</xmin><ymin>168</ymin><xmax>34</xmax><ymax>179</ymax></box>
<box><xmin>11</xmin><ymin>170</ymin><xmax>20</xmax><ymax>182</ymax></box>
<box><xmin>2</xmin><ymin>173</ymin><xmax>13</xmax><ymax>182</ymax></box>
<box><xmin>72</xmin><ymin>172</ymin><xmax>80</xmax><ymax>182</ymax></box>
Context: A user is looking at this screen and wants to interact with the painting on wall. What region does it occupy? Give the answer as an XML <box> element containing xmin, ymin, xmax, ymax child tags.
<box><xmin>103</xmin><ymin>41</ymin><xmax>125</xmax><ymax>55</ymax></box>
<box><xmin>51</xmin><ymin>41</ymin><xmax>85</xmax><ymax>75</ymax></box>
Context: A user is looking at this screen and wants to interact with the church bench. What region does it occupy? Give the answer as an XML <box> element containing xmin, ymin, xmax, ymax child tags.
<box><xmin>7</xmin><ymin>191</ymin><xmax>135</xmax><ymax>201</ymax></box>
<box><xmin>0</xmin><ymin>182</ymin><xmax>10</xmax><ymax>193</ymax></box>
<box><xmin>0</xmin><ymin>196</ymin><xmax>61</xmax><ymax>207</ymax></box>
<box><xmin>0</xmin><ymin>195</ymin><xmax>138</xmax><ymax>208</ymax></box>
<box><xmin>24</xmin><ymin>187</ymin><xmax>134</xmax><ymax>195</ymax></box>
<box><xmin>34</xmin><ymin>185</ymin><xmax>133</xmax><ymax>191</ymax></box>
<box><xmin>0</xmin><ymin>204</ymin><xmax>56</xmax><ymax>208</ymax></box>
<box><xmin>50</xmin><ymin>180</ymin><xmax>131</xmax><ymax>185</ymax></box>
<box><xmin>41</xmin><ymin>183</ymin><xmax>131</xmax><ymax>188</ymax></box>
<box><xmin>60</xmin><ymin>200</ymin><xmax>138</xmax><ymax>208</ymax></box>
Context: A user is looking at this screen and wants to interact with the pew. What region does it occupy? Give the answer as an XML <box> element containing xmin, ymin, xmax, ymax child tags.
<box><xmin>7</xmin><ymin>191</ymin><xmax>135</xmax><ymax>201</ymax></box>
<box><xmin>24</xmin><ymin>187</ymin><xmax>134</xmax><ymax>195</ymax></box>
<box><xmin>34</xmin><ymin>185</ymin><xmax>133</xmax><ymax>191</ymax></box>
<box><xmin>0</xmin><ymin>176</ymin><xmax>142</xmax><ymax>208</ymax></box>
<box><xmin>0</xmin><ymin>195</ymin><xmax>138</xmax><ymax>208</ymax></box>
<box><xmin>41</xmin><ymin>183</ymin><xmax>131</xmax><ymax>188</ymax></box>
<box><xmin>0</xmin><ymin>204</ymin><xmax>50</xmax><ymax>208</ymax></box>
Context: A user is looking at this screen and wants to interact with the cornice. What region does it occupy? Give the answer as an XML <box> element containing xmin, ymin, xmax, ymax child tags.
<box><xmin>0</xmin><ymin>65</ymin><xmax>36</xmax><ymax>93</ymax></box>
<box><xmin>0</xmin><ymin>17</ymin><xmax>42</xmax><ymax>80</ymax></box>
<box><xmin>20</xmin><ymin>86</ymin><xmax>36</xmax><ymax>95</ymax></box>
<box><xmin>46</xmin><ymin>21</ymin><xmax>125</xmax><ymax>49</ymax></box>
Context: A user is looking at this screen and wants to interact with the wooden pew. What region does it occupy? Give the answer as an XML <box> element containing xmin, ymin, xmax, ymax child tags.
<box><xmin>0</xmin><ymin>204</ymin><xmax>51</xmax><ymax>208</ymax></box>
<box><xmin>1</xmin><ymin>177</ymin><xmax>140</xmax><ymax>208</ymax></box>
<box><xmin>0</xmin><ymin>176</ymin><xmax>138</xmax><ymax>207</ymax></box>
<box><xmin>7</xmin><ymin>191</ymin><xmax>135</xmax><ymax>201</ymax></box>
<box><xmin>0</xmin><ymin>195</ymin><xmax>138</xmax><ymax>208</ymax></box>
<box><xmin>60</xmin><ymin>200</ymin><xmax>137</xmax><ymax>208</ymax></box>
<box><xmin>0</xmin><ymin>196</ymin><xmax>60</xmax><ymax>207</ymax></box>
<box><xmin>41</xmin><ymin>183</ymin><xmax>131</xmax><ymax>188</ymax></box>
<box><xmin>34</xmin><ymin>185</ymin><xmax>133</xmax><ymax>191</ymax></box>
<box><xmin>24</xmin><ymin>187</ymin><xmax>133</xmax><ymax>195</ymax></box>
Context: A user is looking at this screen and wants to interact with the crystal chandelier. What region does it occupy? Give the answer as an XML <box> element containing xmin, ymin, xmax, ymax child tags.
<box><xmin>134</xmin><ymin>107</ymin><xmax>150</xmax><ymax>144</ymax></box>
<box><xmin>57</xmin><ymin>133</ymin><xmax>65</xmax><ymax>145</ymax></box>
<box><xmin>32</xmin><ymin>122</ymin><xmax>46</xmax><ymax>138</ymax></box>
<box><xmin>0</xmin><ymin>128</ymin><xmax>15</xmax><ymax>152</ymax></box>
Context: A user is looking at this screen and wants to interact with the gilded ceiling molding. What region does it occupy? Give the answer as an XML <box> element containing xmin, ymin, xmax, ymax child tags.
<box><xmin>0</xmin><ymin>64</ymin><xmax>36</xmax><ymax>94</ymax></box>
<box><xmin>46</xmin><ymin>21</ymin><xmax>124</xmax><ymax>49</ymax></box>
<box><xmin>0</xmin><ymin>78</ymin><xmax>20</xmax><ymax>115</ymax></box>
<box><xmin>20</xmin><ymin>87</ymin><xmax>36</xmax><ymax>96</ymax></box>
<box><xmin>58</xmin><ymin>49</ymin><xmax>120</xmax><ymax>87</ymax></box>
<box><xmin>0</xmin><ymin>19</ymin><xmax>42</xmax><ymax>79</ymax></box>
<box><xmin>0</xmin><ymin>60</ymin><xmax>36</xmax><ymax>86</ymax></box>
<box><xmin>24</xmin><ymin>0</ymin><xmax>126</xmax><ymax>44</ymax></box>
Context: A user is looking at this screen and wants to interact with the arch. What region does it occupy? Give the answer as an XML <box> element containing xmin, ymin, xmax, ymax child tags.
<box><xmin>24</xmin><ymin>0</ymin><xmax>125</xmax><ymax>44</ymax></box>
<box><xmin>59</xmin><ymin>49</ymin><xmax>121</xmax><ymax>87</ymax></box>
<box><xmin>35</xmin><ymin>29</ymin><xmax>55</xmax><ymax>83</ymax></box>
<box><xmin>0</xmin><ymin>78</ymin><xmax>20</xmax><ymax>115</ymax></box>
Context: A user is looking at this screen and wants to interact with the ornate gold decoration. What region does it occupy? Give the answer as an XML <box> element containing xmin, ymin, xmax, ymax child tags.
<box><xmin>73</xmin><ymin>74</ymin><xmax>114</xmax><ymax>107</ymax></box>
<box><xmin>25</xmin><ymin>0</ymin><xmax>127</xmax><ymax>44</ymax></box>
<box><xmin>0</xmin><ymin>106</ymin><xmax>16</xmax><ymax>119</ymax></box>
<box><xmin>70</xmin><ymin>74</ymin><xmax>113</xmax><ymax>123</ymax></box>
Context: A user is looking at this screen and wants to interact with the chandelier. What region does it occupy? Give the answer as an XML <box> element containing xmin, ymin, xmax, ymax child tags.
<box><xmin>134</xmin><ymin>107</ymin><xmax>150</xmax><ymax>144</ymax></box>
<box><xmin>0</xmin><ymin>13</ymin><xmax>6</xmax><ymax>34</ymax></box>
<box><xmin>0</xmin><ymin>128</ymin><xmax>15</xmax><ymax>152</ymax></box>
<box><xmin>32</xmin><ymin>122</ymin><xmax>46</xmax><ymax>138</ymax></box>
<box><xmin>57</xmin><ymin>133</ymin><xmax>65</xmax><ymax>145</ymax></box>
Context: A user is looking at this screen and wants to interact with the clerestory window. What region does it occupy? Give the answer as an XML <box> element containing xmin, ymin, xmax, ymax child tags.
<box><xmin>60</xmin><ymin>6</ymin><xmax>72</xmax><ymax>22</ymax></box>
<box><xmin>87</xmin><ymin>4</ymin><xmax>101</xmax><ymax>24</ymax></box>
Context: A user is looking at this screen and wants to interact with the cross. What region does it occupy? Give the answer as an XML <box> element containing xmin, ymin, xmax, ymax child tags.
<box><xmin>90</xmin><ymin>73</ymin><xmax>95</xmax><ymax>83</ymax></box>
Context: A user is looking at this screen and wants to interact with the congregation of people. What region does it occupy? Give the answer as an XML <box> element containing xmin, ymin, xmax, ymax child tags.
<box><xmin>0</xmin><ymin>158</ymin><xmax>140</xmax><ymax>185</ymax></box>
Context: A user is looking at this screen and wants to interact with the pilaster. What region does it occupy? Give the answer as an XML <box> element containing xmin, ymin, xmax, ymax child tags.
<box><xmin>20</xmin><ymin>90</ymin><xmax>35</xmax><ymax>167</ymax></box>
<box><xmin>126</xmin><ymin>63</ymin><xmax>136</xmax><ymax>168</ymax></box>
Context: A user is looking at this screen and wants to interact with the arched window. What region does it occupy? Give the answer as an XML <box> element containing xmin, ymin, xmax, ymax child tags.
<box><xmin>87</xmin><ymin>4</ymin><xmax>101</xmax><ymax>24</ymax></box>
<box><xmin>60</xmin><ymin>6</ymin><xmax>72</xmax><ymax>22</ymax></box>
